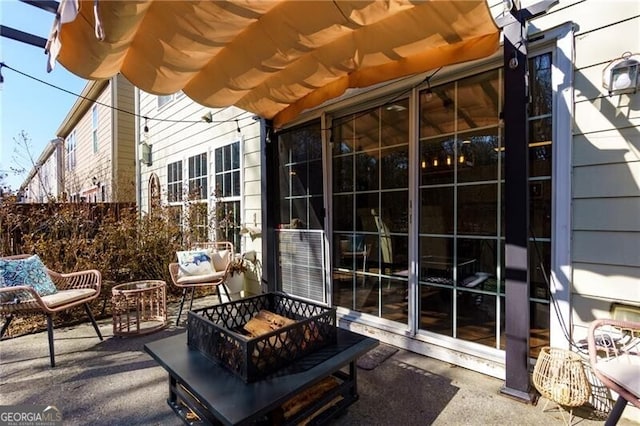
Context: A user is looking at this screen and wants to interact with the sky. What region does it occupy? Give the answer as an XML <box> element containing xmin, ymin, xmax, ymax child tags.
<box><xmin>0</xmin><ymin>0</ymin><xmax>87</xmax><ymax>191</ymax></box>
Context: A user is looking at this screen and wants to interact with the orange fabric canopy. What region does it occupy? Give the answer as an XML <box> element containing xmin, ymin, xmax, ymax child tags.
<box><xmin>49</xmin><ymin>0</ymin><xmax>499</xmax><ymax>126</ymax></box>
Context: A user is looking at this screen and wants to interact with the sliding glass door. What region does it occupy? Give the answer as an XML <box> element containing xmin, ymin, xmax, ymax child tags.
<box><xmin>331</xmin><ymin>99</ymin><xmax>410</xmax><ymax>323</ymax></box>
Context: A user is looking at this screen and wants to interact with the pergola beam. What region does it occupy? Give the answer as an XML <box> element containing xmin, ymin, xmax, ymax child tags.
<box><xmin>18</xmin><ymin>0</ymin><xmax>59</xmax><ymax>14</ymax></box>
<box><xmin>0</xmin><ymin>25</ymin><xmax>48</xmax><ymax>49</ymax></box>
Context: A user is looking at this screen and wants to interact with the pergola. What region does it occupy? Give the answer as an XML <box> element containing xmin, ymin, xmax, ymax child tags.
<box><xmin>1</xmin><ymin>0</ymin><xmax>557</xmax><ymax>401</ymax></box>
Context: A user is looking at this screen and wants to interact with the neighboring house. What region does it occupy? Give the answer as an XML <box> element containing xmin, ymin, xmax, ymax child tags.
<box><xmin>136</xmin><ymin>91</ymin><xmax>263</xmax><ymax>264</ymax></box>
<box><xmin>18</xmin><ymin>138</ymin><xmax>64</xmax><ymax>203</ymax></box>
<box><xmin>54</xmin><ymin>75</ymin><xmax>136</xmax><ymax>203</ymax></box>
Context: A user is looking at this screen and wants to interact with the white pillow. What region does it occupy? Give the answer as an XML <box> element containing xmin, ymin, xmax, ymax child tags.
<box><xmin>176</xmin><ymin>250</ymin><xmax>215</xmax><ymax>278</ymax></box>
<box><xmin>210</xmin><ymin>250</ymin><xmax>230</xmax><ymax>272</ymax></box>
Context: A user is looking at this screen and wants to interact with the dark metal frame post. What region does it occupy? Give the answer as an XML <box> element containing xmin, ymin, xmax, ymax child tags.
<box><xmin>260</xmin><ymin>118</ymin><xmax>278</xmax><ymax>291</ymax></box>
<box><xmin>501</xmin><ymin>10</ymin><xmax>531</xmax><ymax>399</ymax></box>
<box><xmin>498</xmin><ymin>0</ymin><xmax>557</xmax><ymax>402</ymax></box>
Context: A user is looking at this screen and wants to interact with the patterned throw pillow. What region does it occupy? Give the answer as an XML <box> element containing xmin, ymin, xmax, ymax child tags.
<box><xmin>176</xmin><ymin>250</ymin><xmax>216</xmax><ymax>278</ymax></box>
<box><xmin>0</xmin><ymin>255</ymin><xmax>58</xmax><ymax>296</ymax></box>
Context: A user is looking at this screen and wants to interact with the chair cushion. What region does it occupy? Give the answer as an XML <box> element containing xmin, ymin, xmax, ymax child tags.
<box><xmin>596</xmin><ymin>353</ymin><xmax>640</xmax><ymax>399</ymax></box>
<box><xmin>176</xmin><ymin>250</ymin><xmax>215</xmax><ymax>279</ymax></box>
<box><xmin>0</xmin><ymin>255</ymin><xmax>58</xmax><ymax>297</ymax></box>
<box><xmin>176</xmin><ymin>270</ymin><xmax>225</xmax><ymax>284</ymax></box>
<box><xmin>42</xmin><ymin>288</ymin><xmax>97</xmax><ymax>308</ymax></box>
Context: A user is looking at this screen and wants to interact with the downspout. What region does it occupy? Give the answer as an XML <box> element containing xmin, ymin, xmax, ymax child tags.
<box><xmin>111</xmin><ymin>78</ymin><xmax>118</xmax><ymax>201</ymax></box>
<box><xmin>134</xmin><ymin>87</ymin><xmax>141</xmax><ymax>217</ymax></box>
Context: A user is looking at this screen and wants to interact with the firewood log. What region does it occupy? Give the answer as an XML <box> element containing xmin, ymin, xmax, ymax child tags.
<box><xmin>281</xmin><ymin>376</ymin><xmax>340</xmax><ymax>419</ymax></box>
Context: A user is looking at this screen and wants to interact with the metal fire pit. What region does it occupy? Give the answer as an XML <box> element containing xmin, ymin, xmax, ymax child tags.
<box><xmin>187</xmin><ymin>292</ymin><xmax>337</xmax><ymax>383</ymax></box>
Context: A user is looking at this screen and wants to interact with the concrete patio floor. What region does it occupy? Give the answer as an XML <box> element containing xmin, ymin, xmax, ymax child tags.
<box><xmin>1</xmin><ymin>295</ymin><xmax>637</xmax><ymax>426</ymax></box>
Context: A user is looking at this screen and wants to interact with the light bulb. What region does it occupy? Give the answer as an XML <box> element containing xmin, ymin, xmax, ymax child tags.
<box><xmin>612</xmin><ymin>72</ymin><xmax>632</xmax><ymax>90</ymax></box>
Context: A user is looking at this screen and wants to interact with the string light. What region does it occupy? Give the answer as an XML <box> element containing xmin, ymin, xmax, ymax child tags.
<box><xmin>0</xmin><ymin>62</ymin><xmax>249</xmax><ymax>126</ymax></box>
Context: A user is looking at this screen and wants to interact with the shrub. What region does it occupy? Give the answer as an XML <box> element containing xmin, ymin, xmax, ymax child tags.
<box><xmin>0</xmin><ymin>198</ymin><xmax>193</xmax><ymax>335</ymax></box>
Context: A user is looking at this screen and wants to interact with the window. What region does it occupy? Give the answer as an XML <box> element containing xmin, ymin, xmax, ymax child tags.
<box><xmin>188</xmin><ymin>153</ymin><xmax>208</xmax><ymax>200</ymax></box>
<box><xmin>189</xmin><ymin>202</ymin><xmax>210</xmax><ymax>243</ymax></box>
<box><xmin>157</xmin><ymin>95</ymin><xmax>173</xmax><ymax>109</ymax></box>
<box><xmin>331</xmin><ymin>101</ymin><xmax>409</xmax><ymax>320</ymax></box>
<box><xmin>92</xmin><ymin>105</ymin><xmax>98</xmax><ymax>153</ymax></box>
<box><xmin>278</xmin><ymin>121</ymin><xmax>324</xmax><ymax>230</ymax></box>
<box><xmin>215</xmin><ymin>142</ymin><xmax>241</xmax><ymax>249</ymax></box>
<box><xmin>157</xmin><ymin>91</ymin><xmax>185</xmax><ymax>109</ymax></box>
<box><xmin>214</xmin><ymin>142</ymin><xmax>240</xmax><ymax>197</ymax></box>
<box><xmin>66</xmin><ymin>131</ymin><xmax>76</xmax><ymax>171</ymax></box>
<box><xmin>167</xmin><ymin>161</ymin><xmax>182</xmax><ymax>203</ymax></box>
<box><xmin>216</xmin><ymin>200</ymin><xmax>241</xmax><ymax>251</ymax></box>
<box><xmin>415</xmin><ymin>55</ymin><xmax>553</xmax><ymax>354</ymax></box>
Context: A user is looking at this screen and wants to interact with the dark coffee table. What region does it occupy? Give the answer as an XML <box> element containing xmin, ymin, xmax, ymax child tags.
<box><xmin>144</xmin><ymin>328</ymin><xmax>378</xmax><ymax>425</ymax></box>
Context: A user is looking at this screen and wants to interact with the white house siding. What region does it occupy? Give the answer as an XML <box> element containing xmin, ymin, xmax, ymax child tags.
<box><xmin>137</xmin><ymin>91</ymin><xmax>262</xmax><ymax>264</ymax></box>
<box><xmin>557</xmin><ymin>0</ymin><xmax>640</xmax><ymax>335</ymax></box>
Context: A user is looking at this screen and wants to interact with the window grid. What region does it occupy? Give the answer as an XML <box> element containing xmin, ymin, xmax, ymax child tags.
<box><xmin>188</xmin><ymin>153</ymin><xmax>208</xmax><ymax>200</ymax></box>
<box><xmin>92</xmin><ymin>105</ymin><xmax>98</xmax><ymax>153</ymax></box>
<box><xmin>66</xmin><ymin>132</ymin><xmax>76</xmax><ymax>171</ymax></box>
<box><xmin>214</xmin><ymin>142</ymin><xmax>241</xmax><ymax>247</ymax></box>
<box><xmin>167</xmin><ymin>160</ymin><xmax>182</xmax><ymax>203</ymax></box>
<box><xmin>214</xmin><ymin>142</ymin><xmax>240</xmax><ymax>198</ymax></box>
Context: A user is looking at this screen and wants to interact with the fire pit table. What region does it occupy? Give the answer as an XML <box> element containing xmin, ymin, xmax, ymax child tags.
<box><xmin>145</xmin><ymin>323</ymin><xmax>378</xmax><ymax>425</ymax></box>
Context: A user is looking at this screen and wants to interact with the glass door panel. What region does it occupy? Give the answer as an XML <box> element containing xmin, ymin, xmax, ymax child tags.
<box><xmin>332</xmin><ymin>99</ymin><xmax>409</xmax><ymax>326</ymax></box>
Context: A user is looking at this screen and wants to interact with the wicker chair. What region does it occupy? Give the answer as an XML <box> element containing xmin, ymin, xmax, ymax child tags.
<box><xmin>168</xmin><ymin>242</ymin><xmax>233</xmax><ymax>326</ymax></box>
<box><xmin>587</xmin><ymin>319</ymin><xmax>640</xmax><ymax>426</ymax></box>
<box><xmin>0</xmin><ymin>254</ymin><xmax>103</xmax><ymax>367</ymax></box>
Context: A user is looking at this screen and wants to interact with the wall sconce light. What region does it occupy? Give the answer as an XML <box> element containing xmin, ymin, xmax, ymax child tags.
<box><xmin>91</xmin><ymin>176</ymin><xmax>99</xmax><ymax>186</ymax></box>
<box><xmin>603</xmin><ymin>52</ymin><xmax>640</xmax><ymax>96</ymax></box>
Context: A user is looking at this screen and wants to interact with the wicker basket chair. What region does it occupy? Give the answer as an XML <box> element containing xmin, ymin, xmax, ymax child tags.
<box><xmin>168</xmin><ymin>241</ymin><xmax>233</xmax><ymax>326</ymax></box>
<box><xmin>0</xmin><ymin>254</ymin><xmax>103</xmax><ymax>367</ymax></box>
<box><xmin>587</xmin><ymin>319</ymin><xmax>640</xmax><ymax>426</ymax></box>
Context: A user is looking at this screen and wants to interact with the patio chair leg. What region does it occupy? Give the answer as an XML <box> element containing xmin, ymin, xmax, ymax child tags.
<box><xmin>1</xmin><ymin>315</ymin><xmax>14</xmax><ymax>338</ymax></box>
<box><xmin>605</xmin><ymin>396</ymin><xmax>628</xmax><ymax>426</ymax></box>
<box><xmin>46</xmin><ymin>314</ymin><xmax>55</xmax><ymax>368</ymax></box>
<box><xmin>83</xmin><ymin>303</ymin><xmax>103</xmax><ymax>341</ymax></box>
<box><xmin>176</xmin><ymin>289</ymin><xmax>188</xmax><ymax>326</ymax></box>
<box><xmin>188</xmin><ymin>287</ymin><xmax>195</xmax><ymax>311</ymax></box>
<box><xmin>219</xmin><ymin>284</ymin><xmax>230</xmax><ymax>304</ymax></box>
